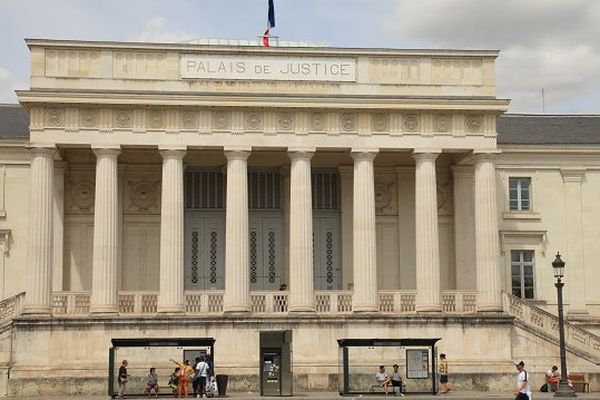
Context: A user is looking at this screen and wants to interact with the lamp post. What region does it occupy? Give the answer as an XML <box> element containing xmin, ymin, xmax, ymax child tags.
<box><xmin>552</xmin><ymin>252</ymin><xmax>577</xmax><ymax>398</ymax></box>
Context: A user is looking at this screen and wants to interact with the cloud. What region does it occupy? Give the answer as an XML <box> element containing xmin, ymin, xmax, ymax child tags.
<box><xmin>385</xmin><ymin>0</ymin><xmax>600</xmax><ymax>112</ymax></box>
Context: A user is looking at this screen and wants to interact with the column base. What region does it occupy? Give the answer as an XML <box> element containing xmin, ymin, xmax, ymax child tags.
<box><xmin>352</xmin><ymin>304</ymin><xmax>379</xmax><ymax>313</ymax></box>
<box><xmin>89</xmin><ymin>305</ymin><xmax>119</xmax><ymax>315</ymax></box>
<box><xmin>157</xmin><ymin>305</ymin><xmax>185</xmax><ymax>315</ymax></box>
<box><xmin>415</xmin><ymin>305</ymin><xmax>442</xmax><ymax>313</ymax></box>
<box><xmin>223</xmin><ymin>305</ymin><xmax>251</xmax><ymax>314</ymax></box>
<box><xmin>22</xmin><ymin>305</ymin><xmax>52</xmax><ymax>316</ymax></box>
<box><xmin>288</xmin><ymin>305</ymin><xmax>316</xmax><ymax>313</ymax></box>
<box><xmin>476</xmin><ymin>304</ymin><xmax>503</xmax><ymax>313</ymax></box>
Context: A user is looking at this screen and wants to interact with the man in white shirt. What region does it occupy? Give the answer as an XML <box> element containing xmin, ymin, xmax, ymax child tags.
<box><xmin>375</xmin><ymin>365</ymin><xmax>391</xmax><ymax>395</ymax></box>
<box><xmin>515</xmin><ymin>361</ymin><xmax>532</xmax><ymax>400</ymax></box>
<box><xmin>194</xmin><ymin>356</ymin><xmax>210</xmax><ymax>398</ymax></box>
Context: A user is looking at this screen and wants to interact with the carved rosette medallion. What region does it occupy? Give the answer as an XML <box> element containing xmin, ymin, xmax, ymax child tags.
<box><xmin>402</xmin><ymin>114</ymin><xmax>420</xmax><ymax>132</ymax></box>
<box><xmin>465</xmin><ymin>114</ymin><xmax>483</xmax><ymax>133</ymax></box>
<box><xmin>374</xmin><ymin>176</ymin><xmax>398</xmax><ymax>215</ymax></box>
<box><xmin>212</xmin><ymin>111</ymin><xmax>230</xmax><ymax>130</ymax></box>
<box><xmin>69</xmin><ymin>180</ymin><xmax>95</xmax><ymax>213</ymax></box>
<box><xmin>371</xmin><ymin>113</ymin><xmax>390</xmax><ymax>132</ymax></box>
<box><xmin>340</xmin><ymin>113</ymin><xmax>358</xmax><ymax>132</ymax></box>
<box><xmin>79</xmin><ymin>109</ymin><xmax>98</xmax><ymax>128</ymax></box>
<box><xmin>436</xmin><ymin>174</ymin><xmax>453</xmax><ymax>215</ymax></box>
<box><xmin>244</xmin><ymin>111</ymin><xmax>263</xmax><ymax>130</ymax></box>
<box><xmin>433</xmin><ymin>114</ymin><xmax>452</xmax><ymax>132</ymax></box>
<box><xmin>180</xmin><ymin>110</ymin><xmax>198</xmax><ymax>130</ymax></box>
<box><xmin>309</xmin><ymin>112</ymin><xmax>326</xmax><ymax>131</ymax></box>
<box><xmin>276</xmin><ymin>112</ymin><xmax>294</xmax><ymax>131</ymax></box>
<box><xmin>44</xmin><ymin>108</ymin><xmax>65</xmax><ymax>127</ymax></box>
<box><xmin>113</xmin><ymin>109</ymin><xmax>133</xmax><ymax>129</ymax></box>
<box><xmin>147</xmin><ymin>109</ymin><xmax>165</xmax><ymax>129</ymax></box>
<box><xmin>129</xmin><ymin>181</ymin><xmax>158</xmax><ymax>211</ymax></box>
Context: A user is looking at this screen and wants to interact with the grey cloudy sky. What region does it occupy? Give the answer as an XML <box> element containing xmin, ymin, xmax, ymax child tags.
<box><xmin>1</xmin><ymin>0</ymin><xmax>599</xmax><ymax>113</ymax></box>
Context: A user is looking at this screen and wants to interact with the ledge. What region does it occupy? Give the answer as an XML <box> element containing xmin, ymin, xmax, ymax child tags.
<box><xmin>502</xmin><ymin>211</ymin><xmax>541</xmax><ymax>220</ymax></box>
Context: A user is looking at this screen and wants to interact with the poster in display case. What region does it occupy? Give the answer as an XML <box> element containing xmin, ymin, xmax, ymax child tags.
<box><xmin>406</xmin><ymin>349</ymin><xmax>429</xmax><ymax>379</ymax></box>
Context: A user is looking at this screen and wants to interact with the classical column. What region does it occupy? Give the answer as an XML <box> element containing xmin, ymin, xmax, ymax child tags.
<box><xmin>560</xmin><ymin>168</ymin><xmax>589</xmax><ymax>317</ymax></box>
<box><xmin>157</xmin><ymin>147</ymin><xmax>186</xmax><ymax>313</ymax></box>
<box><xmin>452</xmin><ymin>166</ymin><xmax>476</xmax><ymax>290</ymax></box>
<box><xmin>338</xmin><ymin>166</ymin><xmax>354</xmax><ymax>290</ymax></box>
<box><xmin>474</xmin><ymin>153</ymin><xmax>502</xmax><ymax>312</ymax></box>
<box><xmin>23</xmin><ymin>146</ymin><xmax>55</xmax><ymax>315</ymax></box>
<box><xmin>223</xmin><ymin>149</ymin><xmax>251</xmax><ymax>313</ymax></box>
<box><xmin>351</xmin><ymin>150</ymin><xmax>378</xmax><ymax>312</ymax></box>
<box><xmin>288</xmin><ymin>149</ymin><xmax>315</xmax><ymax>312</ymax></box>
<box><xmin>414</xmin><ymin>151</ymin><xmax>442</xmax><ymax>312</ymax></box>
<box><xmin>90</xmin><ymin>146</ymin><xmax>121</xmax><ymax>314</ymax></box>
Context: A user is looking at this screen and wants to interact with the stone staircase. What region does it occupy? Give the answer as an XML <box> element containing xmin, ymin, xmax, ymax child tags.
<box><xmin>0</xmin><ymin>292</ymin><xmax>24</xmax><ymax>334</ymax></box>
<box><xmin>502</xmin><ymin>290</ymin><xmax>600</xmax><ymax>365</ymax></box>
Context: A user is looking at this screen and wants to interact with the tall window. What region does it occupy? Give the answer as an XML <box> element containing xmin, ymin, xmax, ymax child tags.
<box><xmin>509</xmin><ymin>177</ymin><xmax>531</xmax><ymax>211</ymax></box>
<box><xmin>511</xmin><ymin>250</ymin><xmax>535</xmax><ymax>299</ymax></box>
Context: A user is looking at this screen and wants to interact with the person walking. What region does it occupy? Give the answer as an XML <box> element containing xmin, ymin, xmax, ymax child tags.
<box><xmin>515</xmin><ymin>361</ymin><xmax>532</xmax><ymax>400</ymax></box>
<box><xmin>117</xmin><ymin>359</ymin><xmax>129</xmax><ymax>399</ymax></box>
<box><xmin>438</xmin><ymin>353</ymin><xmax>451</xmax><ymax>394</ymax></box>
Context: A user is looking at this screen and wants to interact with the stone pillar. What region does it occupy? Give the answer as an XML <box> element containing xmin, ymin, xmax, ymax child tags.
<box><xmin>474</xmin><ymin>153</ymin><xmax>502</xmax><ymax>312</ymax></box>
<box><xmin>157</xmin><ymin>147</ymin><xmax>186</xmax><ymax>313</ymax></box>
<box><xmin>452</xmin><ymin>166</ymin><xmax>476</xmax><ymax>290</ymax></box>
<box><xmin>52</xmin><ymin>162</ymin><xmax>65</xmax><ymax>292</ymax></box>
<box><xmin>351</xmin><ymin>150</ymin><xmax>378</xmax><ymax>312</ymax></box>
<box><xmin>414</xmin><ymin>151</ymin><xmax>442</xmax><ymax>312</ymax></box>
<box><xmin>223</xmin><ymin>149</ymin><xmax>251</xmax><ymax>313</ymax></box>
<box><xmin>560</xmin><ymin>168</ymin><xmax>589</xmax><ymax>317</ymax></box>
<box><xmin>90</xmin><ymin>146</ymin><xmax>121</xmax><ymax>314</ymax></box>
<box><xmin>288</xmin><ymin>149</ymin><xmax>315</xmax><ymax>312</ymax></box>
<box><xmin>338</xmin><ymin>166</ymin><xmax>353</xmax><ymax>290</ymax></box>
<box><xmin>24</xmin><ymin>146</ymin><xmax>55</xmax><ymax>315</ymax></box>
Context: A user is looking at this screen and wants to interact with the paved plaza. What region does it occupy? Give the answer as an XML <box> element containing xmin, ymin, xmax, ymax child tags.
<box><xmin>4</xmin><ymin>393</ymin><xmax>600</xmax><ymax>400</ymax></box>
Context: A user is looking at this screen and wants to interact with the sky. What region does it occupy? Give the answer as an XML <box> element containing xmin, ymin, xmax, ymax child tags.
<box><xmin>1</xmin><ymin>0</ymin><xmax>599</xmax><ymax>113</ymax></box>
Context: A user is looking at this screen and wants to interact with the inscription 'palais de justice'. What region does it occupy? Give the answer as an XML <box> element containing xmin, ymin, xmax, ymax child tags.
<box><xmin>180</xmin><ymin>55</ymin><xmax>356</xmax><ymax>82</ymax></box>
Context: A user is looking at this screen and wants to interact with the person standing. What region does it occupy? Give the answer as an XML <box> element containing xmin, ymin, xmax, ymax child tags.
<box><xmin>515</xmin><ymin>361</ymin><xmax>532</xmax><ymax>400</ymax></box>
<box><xmin>117</xmin><ymin>359</ymin><xmax>129</xmax><ymax>399</ymax></box>
<box><xmin>438</xmin><ymin>353</ymin><xmax>451</xmax><ymax>394</ymax></box>
<box><xmin>194</xmin><ymin>356</ymin><xmax>210</xmax><ymax>398</ymax></box>
<box><xmin>170</xmin><ymin>358</ymin><xmax>194</xmax><ymax>398</ymax></box>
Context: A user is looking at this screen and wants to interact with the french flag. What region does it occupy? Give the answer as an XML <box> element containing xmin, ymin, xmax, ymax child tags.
<box><xmin>262</xmin><ymin>0</ymin><xmax>275</xmax><ymax>46</ymax></box>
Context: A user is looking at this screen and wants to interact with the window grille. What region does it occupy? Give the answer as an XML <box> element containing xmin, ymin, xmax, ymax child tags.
<box><xmin>185</xmin><ymin>170</ymin><xmax>225</xmax><ymax>209</ymax></box>
<box><xmin>312</xmin><ymin>171</ymin><xmax>339</xmax><ymax>210</ymax></box>
<box><xmin>248</xmin><ymin>171</ymin><xmax>281</xmax><ymax>210</ymax></box>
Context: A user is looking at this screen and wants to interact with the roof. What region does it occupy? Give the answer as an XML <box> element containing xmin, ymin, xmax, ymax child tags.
<box><xmin>0</xmin><ymin>104</ymin><xmax>29</xmax><ymax>139</ymax></box>
<box><xmin>497</xmin><ymin>114</ymin><xmax>600</xmax><ymax>145</ymax></box>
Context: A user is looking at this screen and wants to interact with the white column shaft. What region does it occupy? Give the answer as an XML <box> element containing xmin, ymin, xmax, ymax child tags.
<box><xmin>414</xmin><ymin>153</ymin><xmax>442</xmax><ymax>312</ymax></box>
<box><xmin>158</xmin><ymin>149</ymin><xmax>186</xmax><ymax>313</ymax></box>
<box><xmin>91</xmin><ymin>147</ymin><xmax>121</xmax><ymax>314</ymax></box>
<box><xmin>351</xmin><ymin>152</ymin><xmax>378</xmax><ymax>312</ymax></box>
<box><xmin>474</xmin><ymin>154</ymin><xmax>502</xmax><ymax>311</ymax></box>
<box><xmin>288</xmin><ymin>151</ymin><xmax>315</xmax><ymax>312</ymax></box>
<box><xmin>223</xmin><ymin>151</ymin><xmax>251</xmax><ymax>313</ymax></box>
<box><xmin>24</xmin><ymin>147</ymin><xmax>55</xmax><ymax>314</ymax></box>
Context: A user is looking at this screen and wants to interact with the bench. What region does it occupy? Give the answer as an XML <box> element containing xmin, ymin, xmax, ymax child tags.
<box><xmin>370</xmin><ymin>383</ymin><xmax>405</xmax><ymax>396</ymax></box>
<box><xmin>569</xmin><ymin>373</ymin><xmax>590</xmax><ymax>393</ymax></box>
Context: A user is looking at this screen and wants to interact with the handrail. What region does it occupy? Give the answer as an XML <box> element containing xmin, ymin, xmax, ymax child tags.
<box><xmin>502</xmin><ymin>290</ymin><xmax>600</xmax><ymax>365</ymax></box>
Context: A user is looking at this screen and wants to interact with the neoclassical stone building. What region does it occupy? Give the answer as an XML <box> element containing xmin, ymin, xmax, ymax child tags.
<box><xmin>0</xmin><ymin>39</ymin><xmax>599</xmax><ymax>396</ymax></box>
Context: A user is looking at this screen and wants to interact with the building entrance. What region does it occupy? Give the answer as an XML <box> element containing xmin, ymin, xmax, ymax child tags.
<box><xmin>259</xmin><ymin>331</ymin><xmax>293</xmax><ymax>396</ymax></box>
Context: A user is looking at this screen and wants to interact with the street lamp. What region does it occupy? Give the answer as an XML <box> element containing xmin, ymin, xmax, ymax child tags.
<box><xmin>552</xmin><ymin>252</ymin><xmax>577</xmax><ymax>398</ymax></box>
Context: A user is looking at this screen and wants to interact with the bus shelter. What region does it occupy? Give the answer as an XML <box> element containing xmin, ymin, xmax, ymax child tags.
<box><xmin>337</xmin><ymin>338</ymin><xmax>440</xmax><ymax>396</ymax></box>
<box><xmin>109</xmin><ymin>337</ymin><xmax>215</xmax><ymax>398</ymax></box>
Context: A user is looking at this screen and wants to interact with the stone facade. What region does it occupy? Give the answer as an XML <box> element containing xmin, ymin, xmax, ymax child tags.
<box><xmin>0</xmin><ymin>39</ymin><xmax>598</xmax><ymax>396</ymax></box>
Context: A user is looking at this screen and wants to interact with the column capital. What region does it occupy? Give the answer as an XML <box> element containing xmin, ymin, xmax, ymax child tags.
<box><xmin>27</xmin><ymin>145</ymin><xmax>56</xmax><ymax>158</ymax></box>
<box><xmin>350</xmin><ymin>150</ymin><xmax>377</xmax><ymax>162</ymax></box>
<box><xmin>560</xmin><ymin>167</ymin><xmax>586</xmax><ymax>183</ymax></box>
<box><xmin>159</xmin><ymin>148</ymin><xmax>186</xmax><ymax>160</ymax></box>
<box><xmin>288</xmin><ymin>150</ymin><xmax>314</xmax><ymax>161</ymax></box>
<box><xmin>412</xmin><ymin>149</ymin><xmax>441</xmax><ymax>161</ymax></box>
<box><xmin>224</xmin><ymin>150</ymin><xmax>250</xmax><ymax>161</ymax></box>
<box><xmin>92</xmin><ymin>145</ymin><xmax>121</xmax><ymax>158</ymax></box>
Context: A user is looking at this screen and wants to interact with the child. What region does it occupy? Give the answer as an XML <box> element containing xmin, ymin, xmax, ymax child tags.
<box><xmin>145</xmin><ymin>367</ymin><xmax>159</xmax><ymax>398</ymax></box>
<box><xmin>168</xmin><ymin>367</ymin><xmax>180</xmax><ymax>395</ymax></box>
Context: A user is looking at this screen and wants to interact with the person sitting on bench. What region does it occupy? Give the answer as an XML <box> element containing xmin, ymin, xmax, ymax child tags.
<box><xmin>376</xmin><ymin>365</ymin><xmax>391</xmax><ymax>394</ymax></box>
<box><xmin>391</xmin><ymin>364</ymin><xmax>405</xmax><ymax>397</ymax></box>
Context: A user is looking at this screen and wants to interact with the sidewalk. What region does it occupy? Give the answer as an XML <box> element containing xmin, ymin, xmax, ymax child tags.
<box><xmin>5</xmin><ymin>392</ymin><xmax>599</xmax><ymax>400</ymax></box>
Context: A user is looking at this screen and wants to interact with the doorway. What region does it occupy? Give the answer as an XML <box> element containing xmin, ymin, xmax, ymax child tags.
<box><xmin>259</xmin><ymin>330</ymin><xmax>293</xmax><ymax>396</ymax></box>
